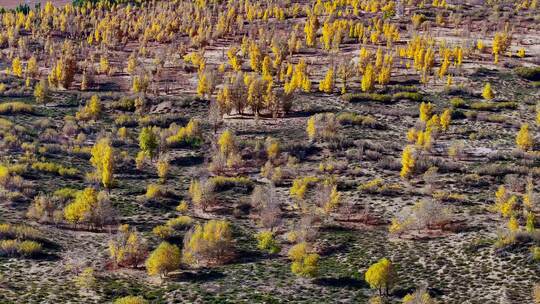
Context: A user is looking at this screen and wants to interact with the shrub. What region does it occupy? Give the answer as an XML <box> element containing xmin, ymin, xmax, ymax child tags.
<box><xmin>450</xmin><ymin>97</ymin><xmax>466</xmax><ymax>108</ymax></box>
<box><xmin>114</xmin><ymin>296</ymin><xmax>148</xmax><ymax>304</ymax></box>
<box><xmin>0</xmin><ymin>102</ymin><xmax>34</xmax><ymax>114</ymax></box>
<box><xmin>515</xmin><ymin>66</ymin><xmax>540</xmax><ymax>81</ymax></box>
<box><xmin>287</xmin><ymin>242</ymin><xmax>319</xmax><ymax>278</ymax></box>
<box><xmin>17</xmin><ymin>240</ymin><xmax>42</xmax><ymax>256</ymax></box>
<box><xmin>31</xmin><ymin>161</ymin><xmax>79</xmax><ymax>177</ymax></box>
<box><xmin>63</xmin><ymin>188</ymin><xmax>117</xmax><ymax>228</ymax></box>
<box><xmin>109</xmin><ymin>224</ymin><xmax>147</xmax><ymax>268</ymax></box>
<box><xmin>402</xmin><ymin>285</ymin><xmax>436</xmax><ymax>304</ymax></box>
<box><xmin>145</xmin><ymin>242</ymin><xmax>181</xmax><ymax>278</ymax></box>
<box><xmin>0</xmin><ymin>223</ymin><xmax>42</xmax><ymax>240</ymax></box>
<box><xmin>114</xmin><ymin>114</ymin><xmax>137</xmax><ymax>127</ymax></box>
<box><xmin>183</xmin><ymin>220</ymin><xmax>234</xmax><ymax>267</ymax></box>
<box><xmin>188</xmin><ymin>179</ymin><xmax>215</xmax><ymax>211</ymax></box>
<box><xmin>165</xmin><ymin>118</ymin><xmax>202</xmax><ymax>147</ymax></box>
<box><xmin>516</xmin><ymin>123</ymin><xmax>533</xmax><ymax>151</ymax></box>
<box><xmin>469</xmin><ymin>101</ymin><xmax>517</xmax><ymax>111</ymax></box>
<box><xmin>392</xmin><ymin>91</ymin><xmax>423</xmax><ymax>102</ymax></box>
<box><xmin>337</xmin><ymin>112</ymin><xmax>380</xmax><ymax>128</ymax></box>
<box><xmin>255</xmin><ymin>230</ymin><xmax>280</xmax><ymax>254</ymax></box>
<box><xmin>0</xmin><ymin>239</ymin><xmax>19</xmax><ymax>256</ymax></box>
<box><xmin>166</xmin><ymin>216</ymin><xmax>194</xmax><ymax>230</ymax></box>
<box><xmin>145</xmin><ymin>184</ymin><xmax>164</xmax><ymax>200</ymax></box>
<box><xmin>389</xmin><ymin>200</ymin><xmax>452</xmax><ymax>235</ymax></box>
<box><xmin>343</xmin><ymin>93</ymin><xmax>392</xmax><ymax>103</ymax></box>
<box><xmin>290</xmin><ymin>176</ymin><xmax>319</xmax><ymax>200</ymax></box>
<box><xmin>152</xmin><ymin>225</ymin><xmax>174</xmax><ymax>239</ymax></box>
<box><xmin>208</xmin><ymin>176</ymin><xmax>253</xmax><ymax>191</ymax></box>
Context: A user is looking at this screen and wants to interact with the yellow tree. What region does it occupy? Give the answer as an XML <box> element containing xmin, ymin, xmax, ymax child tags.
<box><xmin>306</xmin><ymin>116</ymin><xmax>316</xmax><ymax>141</ymax></box>
<box><xmin>482</xmin><ymin>83</ymin><xmax>494</xmax><ymax>100</ymax></box>
<box><xmin>145</xmin><ymin>242</ymin><xmax>181</xmax><ymax>278</ymax></box>
<box><xmin>440</xmin><ymin>108</ymin><xmax>452</xmax><ymax>131</ymax></box>
<box><xmin>218</xmin><ymin>129</ymin><xmax>236</xmax><ymax>156</ymax></box>
<box><xmin>361</xmin><ymin>63</ymin><xmax>375</xmax><ymax>92</ymax></box>
<box><xmin>400</xmin><ymin>145</ymin><xmax>415</xmax><ymax>179</ymax></box>
<box><xmin>11</xmin><ymin>57</ymin><xmax>23</xmax><ymax>77</ymax></box>
<box><xmin>227</xmin><ymin>46</ymin><xmax>242</xmax><ymax>71</ymax></box>
<box><xmin>304</xmin><ymin>13</ymin><xmax>319</xmax><ymax>47</ymax></box>
<box><xmin>249</xmin><ymin>42</ymin><xmax>262</xmax><ymax>72</ymax></box>
<box><xmin>91</xmin><ymin>138</ymin><xmax>114</xmax><ymax>189</ymax></box>
<box><xmin>26</xmin><ymin>56</ymin><xmax>38</xmax><ymax>78</ymax></box>
<box><xmin>319</xmin><ymin>67</ymin><xmax>334</xmax><ymax>93</ymax></box>
<box><xmin>365</xmin><ymin>258</ymin><xmax>397</xmax><ymax>296</ymax></box>
<box><xmin>419</xmin><ymin>102</ymin><xmax>433</xmax><ymax>123</ymax></box>
<box><xmin>516</xmin><ymin>123</ymin><xmax>533</xmax><ymax>151</ymax></box>
<box><xmin>288</xmin><ymin>242</ymin><xmax>319</xmax><ymax>277</ymax></box>
<box><xmin>182</xmin><ymin>220</ymin><xmax>233</xmax><ymax>266</ymax></box>
<box><xmin>34</xmin><ymin>78</ymin><xmax>50</xmax><ymax>104</ymax></box>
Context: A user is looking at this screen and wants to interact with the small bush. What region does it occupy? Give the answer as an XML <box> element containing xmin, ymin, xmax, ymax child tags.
<box><xmin>343</xmin><ymin>93</ymin><xmax>392</xmax><ymax>103</ymax></box>
<box><xmin>183</xmin><ymin>220</ymin><xmax>234</xmax><ymax>267</ymax></box>
<box><xmin>114</xmin><ymin>296</ymin><xmax>148</xmax><ymax>304</ymax></box>
<box><xmin>0</xmin><ymin>102</ymin><xmax>34</xmax><ymax>114</ymax></box>
<box><xmin>515</xmin><ymin>66</ymin><xmax>540</xmax><ymax>81</ymax></box>
<box><xmin>208</xmin><ymin>176</ymin><xmax>253</xmax><ymax>192</ymax></box>
<box><xmin>152</xmin><ymin>225</ymin><xmax>174</xmax><ymax>239</ymax></box>
<box><xmin>256</xmin><ymin>230</ymin><xmax>280</xmax><ymax>254</ymax></box>
<box><xmin>450</xmin><ymin>97</ymin><xmax>467</xmax><ymax>108</ymax></box>
<box><xmin>166</xmin><ymin>216</ymin><xmax>194</xmax><ymax>230</ymax></box>
<box><xmin>31</xmin><ymin>161</ymin><xmax>79</xmax><ymax>177</ymax></box>
<box><xmin>392</xmin><ymin>91</ymin><xmax>423</xmax><ymax>102</ymax></box>
<box><xmin>469</xmin><ymin>101</ymin><xmax>517</xmax><ymax>111</ymax></box>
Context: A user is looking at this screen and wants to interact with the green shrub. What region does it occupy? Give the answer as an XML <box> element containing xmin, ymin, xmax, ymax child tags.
<box><xmin>166</xmin><ymin>216</ymin><xmax>194</xmax><ymax>230</ymax></box>
<box><xmin>17</xmin><ymin>240</ymin><xmax>42</xmax><ymax>256</ymax></box>
<box><xmin>208</xmin><ymin>176</ymin><xmax>253</xmax><ymax>191</ymax></box>
<box><xmin>469</xmin><ymin>101</ymin><xmax>517</xmax><ymax>111</ymax></box>
<box><xmin>515</xmin><ymin>66</ymin><xmax>540</xmax><ymax>81</ymax></box>
<box><xmin>343</xmin><ymin>93</ymin><xmax>392</xmax><ymax>103</ymax></box>
<box><xmin>152</xmin><ymin>225</ymin><xmax>174</xmax><ymax>239</ymax></box>
<box><xmin>450</xmin><ymin>97</ymin><xmax>467</xmax><ymax>108</ymax></box>
<box><xmin>114</xmin><ymin>296</ymin><xmax>148</xmax><ymax>304</ymax></box>
<box><xmin>114</xmin><ymin>114</ymin><xmax>137</xmax><ymax>127</ymax></box>
<box><xmin>392</xmin><ymin>91</ymin><xmax>423</xmax><ymax>102</ymax></box>
<box><xmin>256</xmin><ymin>230</ymin><xmax>280</xmax><ymax>254</ymax></box>
<box><xmin>31</xmin><ymin>161</ymin><xmax>79</xmax><ymax>177</ymax></box>
<box><xmin>337</xmin><ymin>112</ymin><xmax>380</xmax><ymax>128</ymax></box>
<box><xmin>0</xmin><ymin>102</ymin><xmax>34</xmax><ymax>114</ymax></box>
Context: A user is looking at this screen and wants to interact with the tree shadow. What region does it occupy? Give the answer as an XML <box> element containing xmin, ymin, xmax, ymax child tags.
<box><xmin>392</xmin><ymin>286</ymin><xmax>444</xmax><ymax>298</ymax></box>
<box><xmin>170</xmin><ymin>155</ymin><xmax>205</xmax><ymax>167</ymax></box>
<box><xmin>172</xmin><ymin>270</ymin><xmax>225</xmax><ymax>283</ymax></box>
<box><xmin>314</xmin><ymin>277</ymin><xmax>367</xmax><ymax>289</ymax></box>
<box><xmin>234</xmin><ymin>249</ymin><xmax>269</xmax><ymax>264</ymax></box>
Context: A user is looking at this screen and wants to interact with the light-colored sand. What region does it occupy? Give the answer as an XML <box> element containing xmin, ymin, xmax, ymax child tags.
<box><xmin>0</xmin><ymin>0</ymin><xmax>71</xmax><ymax>9</ymax></box>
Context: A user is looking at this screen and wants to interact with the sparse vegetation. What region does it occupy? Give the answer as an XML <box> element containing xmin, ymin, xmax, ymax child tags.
<box><xmin>0</xmin><ymin>0</ymin><xmax>537</xmax><ymax>302</ymax></box>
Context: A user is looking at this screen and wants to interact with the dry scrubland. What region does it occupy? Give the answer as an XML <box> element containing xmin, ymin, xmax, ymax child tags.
<box><xmin>0</xmin><ymin>0</ymin><xmax>539</xmax><ymax>303</ymax></box>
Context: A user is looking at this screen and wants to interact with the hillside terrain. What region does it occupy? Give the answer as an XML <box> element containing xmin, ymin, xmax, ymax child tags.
<box><xmin>0</xmin><ymin>0</ymin><xmax>539</xmax><ymax>303</ymax></box>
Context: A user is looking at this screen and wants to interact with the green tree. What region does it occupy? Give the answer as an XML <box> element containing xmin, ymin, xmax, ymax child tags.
<box><xmin>139</xmin><ymin>127</ymin><xmax>159</xmax><ymax>159</ymax></box>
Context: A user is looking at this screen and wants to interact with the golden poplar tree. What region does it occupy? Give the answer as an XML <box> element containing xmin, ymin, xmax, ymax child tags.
<box><xmin>90</xmin><ymin>138</ymin><xmax>114</xmax><ymax>189</ymax></box>
<box><xmin>400</xmin><ymin>145</ymin><xmax>415</xmax><ymax>179</ymax></box>
<box><xmin>361</xmin><ymin>63</ymin><xmax>375</xmax><ymax>92</ymax></box>
<box><xmin>516</xmin><ymin>123</ymin><xmax>533</xmax><ymax>151</ymax></box>
<box><xmin>319</xmin><ymin>67</ymin><xmax>334</xmax><ymax>93</ymax></box>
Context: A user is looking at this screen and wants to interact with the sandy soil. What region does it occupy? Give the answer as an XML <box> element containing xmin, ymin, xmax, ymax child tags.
<box><xmin>0</xmin><ymin>0</ymin><xmax>71</xmax><ymax>9</ymax></box>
